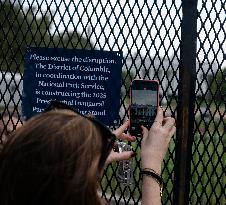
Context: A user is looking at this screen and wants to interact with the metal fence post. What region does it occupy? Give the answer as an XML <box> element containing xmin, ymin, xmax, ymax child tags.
<box><xmin>173</xmin><ymin>0</ymin><xmax>198</xmax><ymax>204</ymax></box>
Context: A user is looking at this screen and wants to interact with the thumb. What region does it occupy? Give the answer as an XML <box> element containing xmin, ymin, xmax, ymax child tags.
<box><xmin>107</xmin><ymin>151</ymin><xmax>135</xmax><ymax>164</ymax></box>
<box><xmin>141</xmin><ymin>126</ymin><xmax>148</xmax><ymax>139</ymax></box>
<box><xmin>113</xmin><ymin>151</ymin><xmax>134</xmax><ymax>161</ymax></box>
<box><xmin>113</xmin><ymin>120</ymin><xmax>130</xmax><ymax>137</ymax></box>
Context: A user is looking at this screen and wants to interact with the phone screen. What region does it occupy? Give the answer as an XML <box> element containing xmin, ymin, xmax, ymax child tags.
<box><xmin>130</xmin><ymin>80</ymin><xmax>159</xmax><ymax>136</ymax></box>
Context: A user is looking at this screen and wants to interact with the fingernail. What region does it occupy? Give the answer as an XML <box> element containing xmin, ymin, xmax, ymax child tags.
<box><xmin>113</xmin><ymin>144</ymin><xmax>119</xmax><ymax>152</ymax></box>
<box><xmin>131</xmin><ymin>152</ymin><xmax>136</xmax><ymax>157</ymax></box>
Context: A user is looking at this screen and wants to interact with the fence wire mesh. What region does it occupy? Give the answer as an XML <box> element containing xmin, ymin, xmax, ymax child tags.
<box><xmin>190</xmin><ymin>1</ymin><xmax>226</xmax><ymax>204</ymax></box>
<box><xmin>0</xmin><ymin>0</ymin><xmax>225</xmax><ymax>204</ymax></box>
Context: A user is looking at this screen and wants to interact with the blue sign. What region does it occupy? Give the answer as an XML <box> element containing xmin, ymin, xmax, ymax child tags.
<box><xmin>23</xmin><ymin>47</ymin><xmax>122</xmax><ymax>126</ymax></box>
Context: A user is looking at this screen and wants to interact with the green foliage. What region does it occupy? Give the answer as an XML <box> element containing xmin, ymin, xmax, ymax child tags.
<box><xmin>54</xmin><ymin>32</ymin><xmax>93</xmax><ymax>50</ymax></box>
<box><xmin>0</xmin><ymin>1</ymin><xmax>24</xmax><ymax>72</ymax></box>
<box><xmin>207</xmin><ymin>67</ymin><xmax>226</xmax><ymax>104</ymax></box>
<box><xmin>0</xmin><ymin>0</ymin><xmax>93</xmax><ymax>73</ymax></box>
<box><xmin>121</xmin><ymin>69</ymin><xmax>134</xmax><ymax>104</ymax></box>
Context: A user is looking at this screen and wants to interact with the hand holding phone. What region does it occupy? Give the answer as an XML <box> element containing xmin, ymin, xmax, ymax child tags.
<box><xmin>129</xmin><ymin>80</ymin><xmax>159</xmax><ymax>137</ymax></box>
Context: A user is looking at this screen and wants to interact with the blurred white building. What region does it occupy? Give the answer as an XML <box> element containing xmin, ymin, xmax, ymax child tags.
<box><xmin>125</xmin><ymin>56</ymin><xmax>218</xmax><ymax>101</ymax></box>
<box><xmin>0</xmin><ymin>58</ymin><xmax>218</xmax><ymax>109</ymax></box>
<box><xmin>0</xmin><ymin>72</ymin><xmax>23</xmax><ymax>108</ymax></box>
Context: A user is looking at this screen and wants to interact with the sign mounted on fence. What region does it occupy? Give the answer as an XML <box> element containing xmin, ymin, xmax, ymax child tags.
<box><xmin>23</xmin><ymin>47</ymin><xmax>122</xmax><ymax>126</ymax></box>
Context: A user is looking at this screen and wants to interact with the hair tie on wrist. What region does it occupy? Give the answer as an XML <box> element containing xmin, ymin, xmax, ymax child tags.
<box><xmin>141</xmin><ymin>168</ymin><xmax>163</xmax><ymax>197</ymax></box>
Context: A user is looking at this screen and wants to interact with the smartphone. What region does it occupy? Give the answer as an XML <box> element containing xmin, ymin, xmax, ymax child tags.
<box><xmin>129</xmin><ymin>80</ymin><xmax>159</xmax><ymax>137</ymax></box>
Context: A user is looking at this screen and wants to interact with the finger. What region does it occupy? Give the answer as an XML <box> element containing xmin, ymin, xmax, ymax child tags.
<box><xmin>171</xmin><ymin>125</ymin><xmax>176</xmax><ymax>134</ymax></box>
<box><xmin>163</xmin><ymin>117</ymin><xmax>175</xmax><ymax>126</ymax></box>
<box><xmin>110</xmin><ymin>151</ymin><xmax>135</xmax><ymax>162</ymax></box>
<box><xmin>113</xmin><ymin>120</ymin><xmax>130</xmax><ymax>137</ymax></box>
<box><xmin>117</xmin><ymin>133</ymin><xmax>136</xmax><ymax>141</ymax></box>
<box><xmin>162</xmin><ymin>117</ymin><xmax>174</xmax><ymax>125</ymax></box>
<box><xmin>154</xmin><ymin>107</ymin><xmax>163</xmax><ymax>124</ymax></box>
<box><xmin>163</xmin><ymin>117</ymin><xmax>175</xmax><ymax>130</ymax></box>
<box><xmin>168</xmin><ymin>126</ymin><xmax>176</xmax><ymax>139</ymax></box>
<box><xmin>141</xmin><ymin>126</ymin><xmax>148</xmax><ymax>139</ymax></box>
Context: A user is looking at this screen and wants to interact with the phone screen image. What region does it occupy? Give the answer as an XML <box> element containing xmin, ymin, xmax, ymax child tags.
<box><xmin>130</xmin><ymin>80</ymin><xmax>159</xmax><ymax>136</ymax></box>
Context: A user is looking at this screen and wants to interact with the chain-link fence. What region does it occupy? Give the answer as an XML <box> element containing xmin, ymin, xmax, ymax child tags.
<box><xmin>0</xmin><ymin>0</ymin><xmax>225</xmax><ymax>204</ymax></box>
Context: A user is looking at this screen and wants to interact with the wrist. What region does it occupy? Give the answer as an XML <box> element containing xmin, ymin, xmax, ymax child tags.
<box><xmin>141</xmin><ymin>160</ymin><xmax>162</xmax><ymax>174</ymax></box>
<box><xmin>141</xmin><ymin>153</ymin><xmax>163</xmax><ymax>173</ymax></box>
<box><xmin>141</xmin><ymin>168</ymin><xmax>163</xmax><ymax>197</ymax></box>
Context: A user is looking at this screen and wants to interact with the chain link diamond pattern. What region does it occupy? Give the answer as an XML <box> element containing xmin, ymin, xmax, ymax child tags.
<box><xmin>190</xmin><ymin>1</ymin><xmax>226</xmax><ymax>204</ymax></box>
<box><xmin>0</xmin><ymin>0</ymin><xmax>225</xmax><ymax>204</ymax></box>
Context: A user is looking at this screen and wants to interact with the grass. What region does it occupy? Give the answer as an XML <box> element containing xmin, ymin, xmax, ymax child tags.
<box><xmin>190</xmin><ymin>134</ymin><xmax>226</xmax><ymax>205</ymax></box>
<box><xmin>101</xmin><ymin>128</ymin><xmax>226</xmax><ymax>204</ymax></box>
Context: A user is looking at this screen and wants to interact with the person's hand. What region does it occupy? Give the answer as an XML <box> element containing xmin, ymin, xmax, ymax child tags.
<box><xmin>141</xmin><ymin>107</ymin><xmax>176</xmax><ymax>173</ymax></box>
<box><xmin>105</xmin><ymin>121</ymin><xmax>136</xmax><ymax>165</ymax></box>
